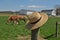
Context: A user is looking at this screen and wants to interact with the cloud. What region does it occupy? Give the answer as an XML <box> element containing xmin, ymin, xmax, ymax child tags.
<box><xmin>27</xmin><ymin>5</ymin><xmax>46</xmax><ymax>8</ymax></box>
<box><xmin>20</xmin><ymin>5</ymin><xmax>47</xmax><ymax>8</ymax></box>
<box><xmin>20</xmin><ymin>5</ymin><xmax>25</xmax><ymax>8</ymax></box>
<box><xmin>27</xmin><ymin>5</ymin><xmax>39</xmax><ymax>8</ymax></box>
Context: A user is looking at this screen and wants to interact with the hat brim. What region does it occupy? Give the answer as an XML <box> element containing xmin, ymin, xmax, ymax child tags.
<box><xmin>26</xmin><ymin>13</ymin><xmax>48</xmax><ymax>30</ymax></box>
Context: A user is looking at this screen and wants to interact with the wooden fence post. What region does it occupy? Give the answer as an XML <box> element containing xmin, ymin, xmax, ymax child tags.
<box><xmin>56</xmin><ymin>22</ymin><xmax>58</xmax><ymax>37</ymax></box>
<box><xmin>31</xmin><ymin>28</ymin><xmax>39</xmax><ymax>40</ymax></box>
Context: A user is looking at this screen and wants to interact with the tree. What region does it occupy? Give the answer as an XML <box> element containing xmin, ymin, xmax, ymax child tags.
<box><xmin>55</xmin><ymin>5</ymin><xmax>60</xmax><ymax>16</ymax></box>
<box><xmin>56</xmin><ymin>8</ymin><xmax>60</xmax><ymax>16</ymax></box>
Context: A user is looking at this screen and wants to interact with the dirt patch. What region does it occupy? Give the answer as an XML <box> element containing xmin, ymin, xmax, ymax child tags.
<box><xmin>16</xmin><ymin>35</ymin><xmax>47</xmax><ymax>40</ymax></box>
<box><xmin>17</xmin><ymin>35</ymin><xmax>31</xmax><ymax>40</ymax></box>
<box><xmin>0</xmin><ymin>14</ymin><xmax>17</xmax><ymax>16</ymax></box>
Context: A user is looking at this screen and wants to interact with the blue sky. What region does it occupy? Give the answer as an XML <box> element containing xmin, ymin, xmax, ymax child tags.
<box><xmin>0</xmin><ymin>0</ymin><xmax>60</xmax><ymax>11</ymax></box>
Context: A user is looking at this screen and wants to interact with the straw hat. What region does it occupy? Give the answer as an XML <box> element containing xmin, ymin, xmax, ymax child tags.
<box><xmin>26</xmin><ymin>12</ymin><xmax>48</xmax><ymax>30</ymax></box>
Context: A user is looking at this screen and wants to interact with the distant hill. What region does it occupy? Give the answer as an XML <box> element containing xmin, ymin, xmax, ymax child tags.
<box><xmin>0</xmin><ymin>11</ymin><xmax>14</xmax><ymax>14</ymax></box>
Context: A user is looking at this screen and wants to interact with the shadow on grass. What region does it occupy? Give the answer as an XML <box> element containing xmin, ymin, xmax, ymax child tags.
<box><xmin>44</xmin><ymin>33</ymin><xmax>60</xmax><ymax>39</ymax></box>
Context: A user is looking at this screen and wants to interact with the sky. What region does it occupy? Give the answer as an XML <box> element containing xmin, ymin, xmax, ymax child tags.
<box><xmin>0</xmin><ymin>0</ymin><xmax>60</xmax><ymax>11</ymax></box>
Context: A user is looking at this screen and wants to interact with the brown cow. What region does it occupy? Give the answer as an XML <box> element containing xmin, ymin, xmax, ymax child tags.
<box><xmin>7</xmin><ymin>15</ymin><xmax>27</xmax><ymax>25</ymax></box>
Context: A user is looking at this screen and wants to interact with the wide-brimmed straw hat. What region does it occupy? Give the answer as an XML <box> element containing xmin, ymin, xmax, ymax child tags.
<box><xmin>26</xmin><ymin>12</ymin><xmax>48</xmax><ymax>30</ymax></box>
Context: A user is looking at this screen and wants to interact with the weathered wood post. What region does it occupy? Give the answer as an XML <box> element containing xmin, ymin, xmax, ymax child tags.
<box><xmin>31</xmin><ymin>28</ymin><xmax>39</xmax><ymax>40</ymax></box>
<box><xmin>56</xmin><ymin>22</ymin><xmax>58</xmax><ymax>37</ymax></box>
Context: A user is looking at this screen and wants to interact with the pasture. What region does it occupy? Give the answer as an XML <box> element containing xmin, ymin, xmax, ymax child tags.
<box><xmin>0</xmin><ymin>16</ymin><xmax>60</xmax><ymax>40</ymax></box>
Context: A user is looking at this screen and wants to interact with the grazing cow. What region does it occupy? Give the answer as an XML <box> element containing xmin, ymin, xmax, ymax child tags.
<box><xmin>7</xmin><ymin>15</ymin><xmax>19</xmax><ymax>25</ymax></box>
<box><xmin>7</xmin><ymin>15</ymin><xmax>27</xmax><ymax>25</ymax></box>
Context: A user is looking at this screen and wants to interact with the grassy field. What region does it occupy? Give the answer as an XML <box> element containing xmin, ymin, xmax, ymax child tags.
<box><xmin>40</xmin><ymin>17</ymin><xmax>60</xmax><ymax>40</ymax></box>
<box><xmin>0</xmin><ymin>16</ymin><xmax>60</xmax><ymax>40</ymax></box>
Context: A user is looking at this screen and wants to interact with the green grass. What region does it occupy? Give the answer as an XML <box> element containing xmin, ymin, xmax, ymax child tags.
<box><xmin>0</xmin><ymin>16</ymin><xmax>60</xmax><ymax>40</ymax></box>
<box><xmin>40</xmin><ymin>17</ymin><xmax>60</xmax><ymax>40</ymax></box>
<box><xmin>0</xmin><ymin>16</ymin><xmax>31</xmax><ymax>40</ymax></box>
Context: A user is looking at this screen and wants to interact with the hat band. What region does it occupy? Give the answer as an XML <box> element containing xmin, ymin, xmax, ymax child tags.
<box><xmin>31</xmin><ymin>17</ymin><xmax>42</xmax><ymax>24</ymax></box>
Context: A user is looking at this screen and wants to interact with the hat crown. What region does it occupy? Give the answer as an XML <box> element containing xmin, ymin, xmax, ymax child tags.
<box><xmin>27</xmin><ymin>12</ymin><xmax>41</xmax><ymax>23</ymax></box>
